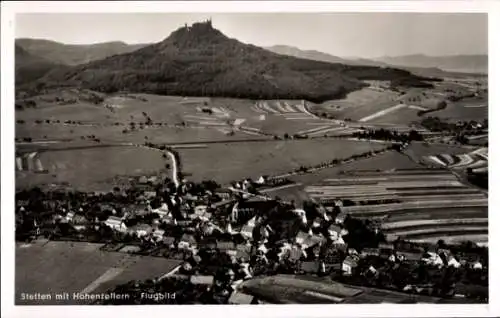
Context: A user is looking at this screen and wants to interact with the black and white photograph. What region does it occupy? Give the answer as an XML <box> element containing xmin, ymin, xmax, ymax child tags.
<box><xmin>1</xmin><ymin>1</ymin><xmax>497</xmax><ymax>316</ymax></box>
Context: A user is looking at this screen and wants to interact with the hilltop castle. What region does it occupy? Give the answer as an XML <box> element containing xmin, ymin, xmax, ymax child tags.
<box><xmin>184</xmin><ymin>18</ymin><xmax>213</xmax><ymax>31</ymax></box>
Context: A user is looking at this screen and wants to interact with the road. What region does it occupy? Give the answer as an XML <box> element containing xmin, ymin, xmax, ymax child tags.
<box><xmin>134</xmin><ymin>143</ymin><xmax>180</xmax><ymax>188</ymax></box>
<box><xmin>166</xmin><ymin>150</ymin><xmax>180</xmax><ymax>188</ymax></box>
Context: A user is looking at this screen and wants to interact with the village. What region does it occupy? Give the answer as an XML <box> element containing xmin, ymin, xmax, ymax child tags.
<box><xmin>15</xmin><ymin>162</ymin><xmax>488</xmax><ymax>304</ymax></box>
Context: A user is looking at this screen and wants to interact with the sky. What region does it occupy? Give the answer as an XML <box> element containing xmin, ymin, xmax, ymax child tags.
<box><xmin>15</xmin><ymin>13</ymin><xmax>488</xmax><ymax>58</ymax></box>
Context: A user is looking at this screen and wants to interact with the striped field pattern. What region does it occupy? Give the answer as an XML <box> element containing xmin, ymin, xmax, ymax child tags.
<box><xmin>425</xmin><ymin>147</ymin><xmax>488</xmax><ymax>172</ymax></box>
<box><xmin>304</xmin><ymin>168</ymin><xmax>488</xmax><ymax>245</ymax></box>
<box><xmin>16</xmin><ymin>152</ymin><xmax>46</xmax><ymax>172</ymax></box>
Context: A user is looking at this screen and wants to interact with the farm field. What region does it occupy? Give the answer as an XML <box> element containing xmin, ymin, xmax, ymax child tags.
<box><xmin>16</xmin><ymin>145</ymin><xmax>169</xmax><ymax>191</ymax></box>
<box><xmin>240</xmin><ymin>274</ymin><xmax>441</xmax><ymax>304</ymax></box>
<box><xmin>15</xmin><ymin>240</ymin><xmax>181</xmax><ymax>305</ymax></box>
<box><xmin>262</xmin><ymin>151</ymin><xmax>422</xmax><ymax>205</ymax></box>
<box><xmin>16</xmin><ymin>121</ymin><xmax>262</xmax><ymax>144</ymax></box>
<box><xmin>288</xmin><ymin>151</ymin><xmax>422</xmax><ymax>186</ymax></box>
<box><xmin>307</xmin><ymin>76</ymin><xmax>487</xmax><ymax>126</ymax></box>
<box><xmin>302</xmin><ymin>169</ymin><xmax>487</xmax><ymax>245</ymax></box>
<box><xmin>423</xmin><ymin>147</ymin><xmax>488</xmax><ymax>172</ymax></box>
<box><xmin>311</xmin><ymin>86</ymin><xmax>402</xmax><ymax>122</ymax></box>
<box><xmin>177</xmin><ymin>139</ymin><xmax>388</xmax><ymax>184</ymax></box>
<box><xmin>434</xmin><ymin>98</ymin><xmax>488</xmax><ymax>121</ymax></box>
<box><xmin>367</xmin><ymin>105</ymin><xmax>423</xmax><ymax>125</ymax></box>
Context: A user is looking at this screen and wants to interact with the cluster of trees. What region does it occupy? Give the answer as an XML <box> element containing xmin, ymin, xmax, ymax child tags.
<box><xmin>466</xmin><ymin>168</ymin><xmax>488</xmax><ymax>190</ymax></box>
<box><xmin>287</xmin><ymin>146</ymin><xmax>391</xmax><ymax>176</ymax></box>
<box><xmin>352</xmin><ymin>128</ymin><xmax>423</xmax><ymax>142</ymax></box>
<box><xmin>420</xmin><ymin>117</ymin><xmax>487</xmax><ymax>134</ymax></box>
<box><xmin>342</xmin><ymin>216</ymin><xmax>386</xmax><ymax>251</ymax></box>
<box><xmin>447</xmin><ymin>92</ymin><xmax>477</xmax><ymax>102</ymax></box>
<box><xmin>417</xmin><ymin>100</ymin><xmax>448</xmax><ymax>116</ymax></box>
<box><xmin>15</xmin><ymin>99</ymin><xmax>37</xmax><ymax>110</ymax></box>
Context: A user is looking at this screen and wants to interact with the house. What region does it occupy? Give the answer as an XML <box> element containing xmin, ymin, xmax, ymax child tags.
<box><xmin>163</xmin><ymin>236</ymin><xmax>176</xmax><ymax>247</ymax></box>
<box><xmin>104</xmin><ymin>216</ymin><xmax>127</xmax><ymax>232</ymax></box>
<box><xmin>179</xmin><ymin>234</ymin><xmax>197</xmax><ymax>249</ymax></box>
<box><xmin>240</xmin><ymin>224</ymin><xmax>254</xmax><ymax>240</ymax></box>
<box><xmin>347</xmin><ymin>248</ymin><xmax>358</xmax><ymax>256</ymax></box>
<box><xmin>421</xmin><ymin>252</ymin><xmax>444</xmax><ymax>267</ymax></box>
<box><xmin>152</xmin><ymin>203</ymin><xmax>170</xmax><ymax>218</ymax></box>
<box><xmin>379</xmin><ymin>242</ymin><xmax>394</xmax><ymax>250</ymax></box>
<box><xmin>279</xmin><ymin>243</ymin><xmax>306</xmax><ymax>262</ymax></box>
<box><xmin>239</xmin><ymin>262</ymin><xmax>253</xmax><ymax>279</ymax></box>
<box><xmin>361</xmin><ymin>248</ymin><xmax>380</xmax><ymax>258</ymax></box>
<box><xmin>342</xmin><ymin>256</ymin><xmax>359</xmax><ymax>275</ymax></box>
<box><xmin>215</xmin><ymin>188</ymin><xmax>233</xmax><ymax>200</ymax></box>
<box><xmin>152</xmin><ymin>229</ymin><xmax>165</xmax><ymax>240</ymax></box>
<box><xmin>295</xmin><ymin>231</ymin><xmax>324</xmax><ymax>249</ymax></box>
<box><xmin>312</xmin><ymin>217</ymin><xmax>323</xmax><ymax>228</ymax></box>
<box><xmin>199</xmin><ymin>222</ymin><xmax>221</xmax><ymax>236</ymax></box>
<box><xmin>378</xmin><ymin>243</ymin><xmax>395</xmax><ymax>257</ymax></box>
<box><xmin>231</xmin><ymin>199</ymin><xmax>278</xmax><ymax>225</ymax></box>
<box><xmin>292</xmin><ymin>209</ymin><xmax>308</xmax><ymax>224</ymax></box>
<box><xmin>190</xmin><ymin>275</ymin><xmax>214</xmax><ymax>286</ymax></box>
<box><xmin>364</xmin><ymin>265</ymin><xmax>379</xmax><ymax>280</ymax></box>
<box><xmin>335</xmin><ymin>212</ymin><xmax>347</xmax><ymax>224</ymax></box>
<box><xmin>65</xmin><ymin>211</ymin><xmax>75</xmax><ymax>222</ymax></box>
<box><xmin>472</xmin><ymin>261</ymin><xmax>483</xmax><ymax>270</ymax></box>
<box><xmin>327</xmin><ymin>224</ymin><xmax>346</xmax><ymax>240</ymax></box>
<box><xmin>228</xmin><ymin>291</ymin><xmax>255</xmax><ymax>304</ymax></box>
<box><xmin>217</xmin><ymin>240</ymin><xmax>236</xmax><ymax>251</ymax></box>
<box><xmin>301</xmin><ymin>261</ymin><xmax>320</xmax><ymax>274</ymax></box>
<box><xmin>235</xmin><ymin>244</ymin><xmax>252</xmax><ymax>261</ymax></box>
<box><xmin>194</xmin><ymin>205</ymin><xmax>208</xmax><ymax>215</ymax></box>
<box><xmin>131</xmin><ymin>224</ymin><xmax>153</xmax><ymax>237</ymax></box>
<box><xmin>144</xmin><ymin>191</ymin><xmax>157</xmax><ymax>199</ymax></box>
<box><xmin>256</xmin><ymin>175</ymin><xmax>269</xmax><ymax>185</ymax></box>
<box><xmin>70</xmin><ymin>214</ymin><xmax>90</xmax><ymax>231</ymax></box>
<box><xmin>396</xmin><ymin>251</ymin><xmax>422</xmax><ymax>262</ymax></box>
<box><xmin>447</xmin><ymin>256</ymin><xmax>461</xmax><ymax>268</ymax></box>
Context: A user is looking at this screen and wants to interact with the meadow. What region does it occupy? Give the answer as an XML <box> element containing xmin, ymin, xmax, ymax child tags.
<box><xmin>16</xmin><ymin>145</ymin><xmax>168</xmax><ymax>191</ymax></box>
<box><xmin>177</xmin><ymin>139</ymin><xmax>388</xmax><ymax>184</ymax></box>
<box><xmin>15</xmin><ymin>240</ymin><xmax>181</xmax><ymax>305</ymax></box>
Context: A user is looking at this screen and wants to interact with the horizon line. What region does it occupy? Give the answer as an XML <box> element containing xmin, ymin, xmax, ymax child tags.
<box><xmin>14</xmin><ymin>37</ymin><xmax>488</xmax><ymax>59</ymax></box>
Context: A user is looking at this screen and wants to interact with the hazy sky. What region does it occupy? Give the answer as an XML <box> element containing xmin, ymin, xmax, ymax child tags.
<box><xmin>16</xmin><ymin>13</ymin><xmax>487</xmax><ymax>58</ymax></box>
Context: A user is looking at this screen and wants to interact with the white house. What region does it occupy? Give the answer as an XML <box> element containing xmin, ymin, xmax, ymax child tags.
<box><xmin>256</xmin><ymin>175</ymin><xmax>268</xmax><ymax>185</ymax></box>
<box><xmin>104</xmin><ymin>216</ymin><xmax>127</xmax><ymax>232</ymax></box>
<box><xmin>152</xmin><ymin>229</ymin><xmax>165</xmax><ymax>241</ymax></box>
<box><xmin>335</xmin><ymin>212</ymin><xmax>347</xmax><ymax>224</ymax></box>
<box><xmin>292</xmin><ymin>209</ymin><xmax>308</xmax><ymax>225</ymax></box>
<box><xmin>65</xmin><ymin>211</ymin><xmax>75</xmax><ymax>222</ymax></box>
<box><xmin>472</xmin><ymin>261</ymin><xmax>483</xmax><ymax>270</ymax></box>
<box><xmin>152</xmin><ymin>203</ymin><xmax>170</xmax><ymax>218</ymax></box>
<box><xmin>447</xmin><ymin>256</ymin><xmax>461</xmax><ymax>268</ymax></box>
<box><xmin>195</xmin><ymin>205</ymin><xmax>208</xmax><ymax>215</ymax></box>
<box><xmin>241</xmin><ymin>224</ymin><xmax>254</xmax><ymax>240</ymax></box>
<box><xmin>328</xmin><ymin>224</ymin><xmax>343</xmax><ymax>240</ymax></box>
<box><xmin>421</xmin><ymin>252</ymin><xmax>444</xmax><ymax>267</ymax></box>
<box><xmin>342</xmin><ymin>256</ymin><xmax>358</xmax><ymax>275</ymax></box>
<box><xmin>132</xmin><ymin>224</ymin><xmax>153</xmax><ymax>237</ymax></box>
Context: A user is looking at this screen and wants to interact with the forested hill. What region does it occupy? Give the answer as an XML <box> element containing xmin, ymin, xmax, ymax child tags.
<box><xmin>15</xmin><ymin>45</ymin><xmax>67</xmax><ymax>85</ymax></box>
<box><xmin>29</xmin><ymin>21</ymin><xmax>435</xmax><ymax>102</ymax></box>
<box><xmin>16</xmin><ymin>38</ymin><xmax>149</xmax><ymax>66</ymax></box>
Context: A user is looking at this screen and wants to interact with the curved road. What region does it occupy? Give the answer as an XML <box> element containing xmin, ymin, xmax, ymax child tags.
<box><xmin>133</xmin><ymin>143</ymin><xmax>180</xmax><ymax>188</ymax></box>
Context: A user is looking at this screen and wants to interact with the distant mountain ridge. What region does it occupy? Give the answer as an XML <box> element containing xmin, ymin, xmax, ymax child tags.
<box><xmin>374</xmin><ymin>54</ymin><xmax>487</xmax><ymax>74</ymax></box>
<box><xmin>15</xmin><ymin>45</ymin><xmax>67</xmax><ymax>85</ymax></box>
<box><xmin>16</xmin><ymin>38</ymin><xmax>149</xmax><ymax>66</ymax></box>
<box><xmin>17</xmin><ymin>21</ymin><xmax>435</xmax><ymax>102</ymax></box>
<box><xmin>265</xmin><ymin>45</ymin><xmax>487</xmax><ymax>76</ymax></box>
